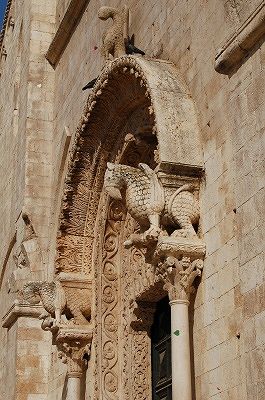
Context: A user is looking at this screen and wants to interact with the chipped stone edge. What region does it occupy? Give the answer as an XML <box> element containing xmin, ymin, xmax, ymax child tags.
<box><xmin>2</xmin><ymin>300</ymin><xmax>44</xmax><ymax>328</ymax></box>
<box><xmin>215</xmin><ymin>0</ymin><xmax>265</xmax><ymax>74</ymax></box>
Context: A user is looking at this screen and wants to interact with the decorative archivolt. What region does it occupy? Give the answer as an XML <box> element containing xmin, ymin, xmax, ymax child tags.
<box><xmin>56</xmin><ymin>55</ymin><xmax>204</xmax><ymax>277</ymax></box>
<box><xmin>21</xmin><ymin>50</ymin><xmax>205</xmax><ymax>398</ymax></box>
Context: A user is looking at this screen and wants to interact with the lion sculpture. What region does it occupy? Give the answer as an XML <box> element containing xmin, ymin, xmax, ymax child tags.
<box><xmin>104</xmin><ymin>162</ymin><xmax>200</xmax><ymax>248</ymax></box>
<box><xmin>23</xmin><ymin>281</ymin><xmax>90</xmax><ymax>327</ymax></box>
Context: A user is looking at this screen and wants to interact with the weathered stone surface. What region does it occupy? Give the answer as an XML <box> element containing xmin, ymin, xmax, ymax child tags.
<box><xmin>0</xmin><ymin>0</ymin><xmax>264</xmax><ymax>399</ymax></box>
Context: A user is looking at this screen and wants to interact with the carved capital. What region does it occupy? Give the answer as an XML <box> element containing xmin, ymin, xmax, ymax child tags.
<box><xmin>55</xmin><ymin>325</ymin><xmax>93</xmax><ymax>377</ymax></box>
<box><xmin>155</xmin><ymin>237</ymin><xmax>205</xmax><ymax>302</ymax></box>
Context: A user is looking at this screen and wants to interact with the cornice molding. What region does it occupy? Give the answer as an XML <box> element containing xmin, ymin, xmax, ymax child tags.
<box><xmin>2</xmin><ymin>300</ymin><xmax>44</xmax><ymax>328</ymax></box>
<box><xmin>46</xmin><ymin>0</ymin><xmax>90</xmax><ymax>67</ymax></box>
<box><xmin>215</xmin><ymin>1</ymin><xmax>265</xmax><ymax>74</ymax></box>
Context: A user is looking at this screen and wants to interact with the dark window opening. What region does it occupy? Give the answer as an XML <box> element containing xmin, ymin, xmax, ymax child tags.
<box><xmin>151</xmin><ymin>296</ymin><xmax>172</xmax><ymax>400</ymax></box>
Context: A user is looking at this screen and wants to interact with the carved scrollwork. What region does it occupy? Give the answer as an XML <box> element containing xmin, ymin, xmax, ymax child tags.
<box><xmin>101</xmin><ymin>199</ymin><xmax>126</xmax><ymax>398</ymax></box>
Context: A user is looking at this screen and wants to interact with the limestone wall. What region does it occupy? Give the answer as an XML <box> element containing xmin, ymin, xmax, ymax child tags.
<box><xmin>0</xmin><ymin>0</ymin><xmax>56</xmax><ymax>399</ymax></box>
<box><xmin>51</xmin><ymin>0</ymin><xmax>265</xmax><ymax>399</ymax></box>
<box><xmin>0</xmin><ymin>0</ymin><xmax>264</xmax><ymax>399</ymax></box>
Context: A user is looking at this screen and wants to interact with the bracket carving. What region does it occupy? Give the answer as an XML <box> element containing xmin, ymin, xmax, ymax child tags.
<box><xmin>23</xmin><ymin>276</ymin><xmax>91</xmax><ymax>328</ymax></box>
<box><xmin>104</xmin><ymin>162</ymin><xmax>199</xmax><ymax>249</ymax></box>
<box><xmin>104</xmin><ymin>162</ymin><xmax>205</xmax><ymax>302</ymax></box>
<box><xmin>22</xmin><ymin>273</ymin><xmax>92</xmax><ymax>376</ymax></box>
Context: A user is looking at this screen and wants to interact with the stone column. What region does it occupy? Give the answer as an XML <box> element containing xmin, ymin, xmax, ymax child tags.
<box><xmin>170</xmin><ymin>299</ymin><xmax>191</xmax><ymax>400</ymax></box>
<box><xmin>155</xmin><ymin>237</ymin><xmax>205</xmax><ymax>400</ymax></box>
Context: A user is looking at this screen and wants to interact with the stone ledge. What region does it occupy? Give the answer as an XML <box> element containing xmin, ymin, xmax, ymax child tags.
<box><xmin>54</xmin><ymin>324</ymin><xmax>93</xmax><ymax>343</ymax></box>
<box><xmin>215</xmin><ymin>1</ymin><xmax>265</xmax><ymax>74</ymax></box>
<box><xmin>46</xmin><ymin>0</ymin><xmax>90</xmax><ymax>67</ymax></box>
<box><xmin>155</xmin><ymin>236</ymin><xmax>206</xmax><ymax>260</ymax></box>
<box><xmin>2</xmin><ymin>301</ymin><xmax>44</xmax><ymax>328</ymax></box>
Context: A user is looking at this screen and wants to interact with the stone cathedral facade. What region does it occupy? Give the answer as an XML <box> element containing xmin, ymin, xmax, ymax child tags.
<box><xmin>0</xmin><ymin>0</ymin><xmax>264</xmax><ymax>399</ymax></box>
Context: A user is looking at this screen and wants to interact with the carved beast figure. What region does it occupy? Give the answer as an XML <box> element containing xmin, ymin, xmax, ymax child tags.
<box><xmin>23</xmin><ymin>281</ymin><xmax>90</xmax><ymax>326</ymax></box>
<box><xmin>104</xmin><ymin>163</ymin><xmax>200</xmax><ymax>247</ymax></box>
<box><xmin>98</xmin><ymin>6</ymin><xmax>129</xmax><ymax>60</ymax></box>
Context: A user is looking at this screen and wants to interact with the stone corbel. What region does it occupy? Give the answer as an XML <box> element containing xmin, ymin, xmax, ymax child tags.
<box><xmin>22</xmin><ymin>273</ymin><xmax>93</xmax><ymax>399</ymax></box>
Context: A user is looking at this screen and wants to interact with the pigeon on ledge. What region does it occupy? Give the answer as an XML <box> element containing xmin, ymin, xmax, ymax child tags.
<box><xmin>82</xmin><ymin>35</ymin><xmax>145</xmax><ymax>90</ymax></box>
<box><xmin>125</xmin><ymin>34</ymin><xmax>145</xmax><ymax>55</ymax></box>
<box><xmin>82</xmin><ymin>77</ymin><xmax>98</xmax><ymax>91</ymax></box>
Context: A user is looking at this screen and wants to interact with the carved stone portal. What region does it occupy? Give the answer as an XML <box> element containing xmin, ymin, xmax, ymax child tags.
<box><xmin>54</xmin><ymin>52</ymin><xmax>205</xmax><ymax>399</ymax></box>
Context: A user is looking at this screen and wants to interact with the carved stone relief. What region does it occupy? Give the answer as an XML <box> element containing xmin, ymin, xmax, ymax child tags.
<box><xmin>22</xmin><ymin>274</ymin><xmax>92</xmax><ymax>380</ymax></box>
<box><xmin>98</xmin><ymin>6</ymin><xmax>129</xmax><ymax>61</ymax></box>
<box><xmin>52</xmin><ymin>53</ymin><xmax>204</xmax><ymax>399</ymax></box>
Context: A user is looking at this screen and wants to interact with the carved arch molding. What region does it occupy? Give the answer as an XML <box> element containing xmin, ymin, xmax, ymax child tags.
<box><xmin>56</xmin><ymin>55</ymin><xmax>204</xmax><ymax>399</ymax></box>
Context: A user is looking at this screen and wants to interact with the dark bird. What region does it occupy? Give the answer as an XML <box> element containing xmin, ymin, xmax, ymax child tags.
<box><xmin>82</xmin><ymin>77</ymin><xmax>98</xmax><ymax>90</ymax></box>
<box><xmin>125</xmin><ymin>34</ymin><xmax>145</xmax><ymax>55</ymax></box>
<box><xmin>82</xmin><ymin>35</ymin><xmax>145</xmax><ymax>91</ymax></box>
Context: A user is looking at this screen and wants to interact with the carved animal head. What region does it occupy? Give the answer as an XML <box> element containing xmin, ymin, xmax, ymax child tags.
<box><xmin>104</xmin><ymin>162</ymin><xmax>148</xmax><ymax>201</ymax></box>
<box><xmin>104</xmin><ymin>162</ymin><xmax>124</xmax><ymax>200</ymax></box>
<box><xmin>98</xmin><ymin>6</ymin><xmax>116</xmax><ymax>20</ymax></box>
<box><xmin>23</xmin><ymin>281</ymin><xmax>42</xmax><ymax>304</ymax></box>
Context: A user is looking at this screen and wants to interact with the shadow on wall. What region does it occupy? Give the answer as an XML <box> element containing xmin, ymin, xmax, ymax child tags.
<box><xmin>62</xmin><ymin>376</ymin><xmax>67</xmax><ymax>400</ymax></box>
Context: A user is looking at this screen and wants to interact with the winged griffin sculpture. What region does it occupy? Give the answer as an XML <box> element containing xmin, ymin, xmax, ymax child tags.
<box><xmin>23</xmin><ymin>281</ymin><xmax>90</xmax><ymax>329</ymax></box>
<box><xmin>104</xmin><ymin>163</ymin><xmax>200</xmax><ymax>248</ymax></box>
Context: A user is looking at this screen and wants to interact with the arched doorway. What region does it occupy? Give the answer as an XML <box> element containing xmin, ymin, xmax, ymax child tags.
<box><xmin>55</xmin><ymin>55</ymin><xmax>204</xmax><ymax>399</ymax></box>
